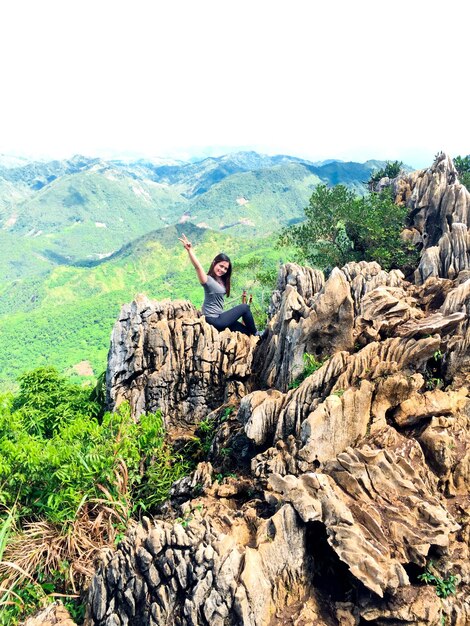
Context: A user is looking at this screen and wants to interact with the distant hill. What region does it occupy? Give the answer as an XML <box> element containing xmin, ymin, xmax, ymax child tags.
<box><xmin>0</xmin><ymin>150</ymin><xmax>393</xmax><ymax>385</ymax></box>
<box><xmin>112</xmin><ymin>151</ymin><xmax>317</xmax><ymax>198</ymax></box>
<box><xmin>185</xmin><ymin>163</ymin><xmax>322</xmax><ymax>232</ymax></box>
<box><xmin>0</xmin><ymin>152</ymin><xmax>385</xmax><ymax>274</ymax></box>
<box><xmin>7</xmin><ymin>164</ymin><xmax>186</xmax><ymax>259</ymax></box>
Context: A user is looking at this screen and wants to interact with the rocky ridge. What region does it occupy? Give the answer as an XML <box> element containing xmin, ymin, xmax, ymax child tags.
<box><xmin>83</xmin><ymin>155</ymin><xmax>470</xmax><ymax>626</ymax></box>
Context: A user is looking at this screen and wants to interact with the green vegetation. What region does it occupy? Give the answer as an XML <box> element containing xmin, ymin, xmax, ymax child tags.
<box><xmin>280</xmin><ymin>184</ymin><xmax>418</xmax><ymax>272</ymax></box>
<box><xmin>418</xmin><ymin>561</ymin><xmax>458</xmax><ymax>598</ymax></box>
<box><xmin>192</xmin><ymin>406</ymin><xmax>235</xmax><ymax>458</ymax></box>
<box><xmin>289</xmin><ymin>353</ymin><xmax>325</xmax><ymax>389</ymax></box>
<box><xmin>8</xmin><ymin>169</ymin><xmax>187</xmax><ymax>263</ymax></box>
<box><xmin>454</xmin><ymin>154</ymin><xmax>470</xmax><ymax>190</ymax></box>
<box><xmin>367</xmin><ymin>160</ymin><xmax>403</xmax><ymax>189</ymax></box>
<box><xmin>187</xmin><ymin>164</ymin><xmax>321</xmax><ymax>234</ymax></box>
<box><xmin>0</xmin><ymin>367</ymin><xmax>191</xmax><ymax>623</ymax></box>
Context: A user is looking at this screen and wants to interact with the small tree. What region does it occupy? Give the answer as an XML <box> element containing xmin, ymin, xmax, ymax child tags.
<box><xmin>346</xmin><ymin>187</ymin><xmax>417</xmax><ymax>271</ymax></box>
<box><xmin>454</xmin><ymin>155</ymin><xmax>470</xmax><ymax>190</ymax></box>
<box><xmin>279</xmin><ymin>184</ymin><xmax>357</xmax><ymax>269</ymax></box>
<box><xmin>368</xmin><ymin>160</ymin><xmax>403</xmax><ymax>190</ymax></box>
<box><xmin>11</xmin><ymin>367</ymin><xmax>100</xmax><ymax>438</ymax></box>
<box><xmin>280</xmin><ymin>184</ymin><xmax>417</xmax><ymax>273</ymax></box>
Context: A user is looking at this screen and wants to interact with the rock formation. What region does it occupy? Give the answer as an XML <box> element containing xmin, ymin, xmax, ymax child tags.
<box><xmin>87</xmin><ymin>154</ymin><xmax>470</xmax><ymax>626</ymax></box>
<box><xmin>107</xmin><ymin>296</ymin><xmax>257</xmax><ymax>425</ymax></box>
<box><xmin>23</xmin><ymin>602</ymin><xmax>76</xmax><ymax>626</ymax></box>
<box><xmin>393</xmin><ymin>152</ymin><xmax>470</xmax><ymax>284</ymax></box>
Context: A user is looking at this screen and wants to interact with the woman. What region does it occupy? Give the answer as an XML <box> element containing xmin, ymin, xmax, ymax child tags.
<box><xmin>179</xmin><ymin>234</ymin><xmax>258</xmax><ymax>336</ymax></box>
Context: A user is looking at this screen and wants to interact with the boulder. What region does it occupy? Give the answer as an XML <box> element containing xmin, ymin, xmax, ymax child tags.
<box><xmin>107</xmin><ymin>295</ymin><xmax>257</xmax><ymax>423</ymax></box>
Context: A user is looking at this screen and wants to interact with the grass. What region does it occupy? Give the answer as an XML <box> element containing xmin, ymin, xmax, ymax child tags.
<box><xmin>0</xmin><ymin>230</ymin><xmax>291</xmax><ymax>387</ymax></box>
<box><xmin>0</xmin><ymin>369</ymin><xmax>193</xmax><ymax>623</ymax></box>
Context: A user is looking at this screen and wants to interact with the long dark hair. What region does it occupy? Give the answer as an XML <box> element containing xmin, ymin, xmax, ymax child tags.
<box><xmin>208</xmin><ymin>253</ymin><xmax>232</xmax><ymax>296</ymax></box>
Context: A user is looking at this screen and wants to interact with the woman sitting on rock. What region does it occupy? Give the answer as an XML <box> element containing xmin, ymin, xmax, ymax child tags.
<box><xmin>179</xmin><ymin>234</ymin><xmax>259</xmax><ymax>336</ymax></box>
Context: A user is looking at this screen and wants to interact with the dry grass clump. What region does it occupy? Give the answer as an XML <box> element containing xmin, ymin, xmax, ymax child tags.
<box><xmin>0</xmin><ymin>500</ymin><xmax>135</xmax><ymax>614</ymax></box>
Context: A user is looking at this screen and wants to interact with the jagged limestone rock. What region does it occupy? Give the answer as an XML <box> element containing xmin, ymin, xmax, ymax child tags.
<box><xmin>418</xmin><ymin>411</ymin><xmax>470</xmax><ymax>496</ymax></box>
<box><xmin>242</xmin><ymin>336</ymin><xmax>440</xmax><ymax>454</ymax></box>
<box><xmin>85</xmin><ymin>503</ymin><xmax>333</xmax><ymax>626</ymax></box>
<box><xmin>341</xmin><ymin>260</ymin><xmax>406</xmax><ymax>315</ymax></box>
<box><xmin>268</xmin><ymin>427</ymin><xmax>459</xmax><ymax>599</ymax></box>
<box><xmin>393</xmin><ymin>153</ymin><xmax>470</xmax><ymax>284</ymax></box>
<box><xmin>107</xmin><ymin>294</ymin><xmax>257</xmax><ymax>422</ymax></box>
<box><xmin>88</xmin><ymin>155</ymin><xmax>470</xmax><ymax>626</ymax></box>
<box><xmin>23</xmin><ymin>603</ymin><xmax>76</xmax><ymax>626</ymax></box>
<box><xmin>268</xmin><ymin>262</ymin><xmax>325</xmax><ymax>318</ymax></box>
<box><xmin>255</xmin><ymin>266</ymin><xmax>355</xmax><ymax>391</ymax></box>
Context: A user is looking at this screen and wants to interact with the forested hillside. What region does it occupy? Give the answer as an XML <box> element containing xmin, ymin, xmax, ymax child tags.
<box><xmin>0</xmin><ymin>151</ymin><xmax>388</xmax><ymax>387</ymax></box>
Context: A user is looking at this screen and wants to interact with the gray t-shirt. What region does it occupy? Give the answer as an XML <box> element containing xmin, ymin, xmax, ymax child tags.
<box><xmin>202</xmin><ymin>275</ymin><xmax>226</xmax><ymax>317</ymax></box>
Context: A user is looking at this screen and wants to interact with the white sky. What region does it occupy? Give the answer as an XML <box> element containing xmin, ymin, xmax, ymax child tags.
<box><xmin>0</xmin><ymin>0</ymin><xmax>468</xmax><ymax>168</ymax></box>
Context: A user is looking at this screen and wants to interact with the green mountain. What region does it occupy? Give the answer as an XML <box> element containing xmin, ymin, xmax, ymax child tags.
<box><xmin>0</xmin><ymin>152</ymin><xmax>384</xmax><ymax>277</ymax></box>
<box><xmin>7</xmin><ymin>163</ymin><xmax>187</xmax><ymax>261</ymax></box>
<box><xmin>0</xmin><ymin>222</ymin><xmax>286</xmax><ymax>384</ymax></box>
<box><xmin>0</xmin><ymin>150</ymin><xmax>390</xmax><ymax>387</ymax></box>
<box><xmin>186</xmin><ymin>163</ymin><xmax>322</xmax><ymax>232</ymax></box>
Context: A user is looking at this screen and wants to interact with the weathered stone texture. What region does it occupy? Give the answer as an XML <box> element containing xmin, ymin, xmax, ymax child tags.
<box><xmin>107</xmin><ymin>294</ymin><xmax>257</xmax><ymax>423</ymax></box>
<box><xmin>86</xmin><ymin>501</ymin><xmax>327</xmax><ymax>626</ymax></box>
<box><xmin>269</xmin><ymin>428</ymin><xmax>459</xmax><ymax>598</ymax></box>
<box><xmin>24</xmin><ymin>602</ymin><xmax>76</xmax><ymax>626</ymax></box>
<box><xmin>395</xmin><ymin>153</ymin><xmax>470</xmax><ymax>284</ymax></box>
<box><xmin>87</xmin><ymin>155</ymin><xmax>470</xmax><ymax>626</ymax></box>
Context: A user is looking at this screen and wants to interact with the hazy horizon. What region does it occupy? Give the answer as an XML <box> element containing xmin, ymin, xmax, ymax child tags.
<box><xmin>1</xmin><ymin>1</ymin><xmax>468</xmax><ymax>172</ymax></box>
<box><xmin>0</xmin><ymin>145</ymin><xmax>450</xmax><ymax>171</ymax></box>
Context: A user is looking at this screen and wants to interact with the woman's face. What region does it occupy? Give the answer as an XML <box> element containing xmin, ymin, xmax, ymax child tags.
<box><xmin>214</xmin><ymin>261</ymin><xmax>230</xmax><ymax>277</ymax></box>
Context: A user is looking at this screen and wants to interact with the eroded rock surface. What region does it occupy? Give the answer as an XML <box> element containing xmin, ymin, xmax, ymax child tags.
<box><xmin>107</xmin><ymin>295</ymin><xmax>257</xmax><ymax>424</ymax></box>
<box><xmin>87</xmin><ymin>156</ymin><xmax>470</xmax><ymax>626</ymax></box>
<box><xmin>87</xmin><ymin>498</ymin><xmax>333</xmax><ymax>626</ymax></box>
<box><xmin>24</xmin><ymin>603</ymin><xmax>76</xmax><ymax>626</ymax></box>
<box><xmin>393</xmin><ymin>152</ymin><xmax>470</xmax><ymax>284</ymax></box>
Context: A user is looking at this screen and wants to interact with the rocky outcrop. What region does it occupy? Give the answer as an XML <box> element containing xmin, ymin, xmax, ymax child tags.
<box><xmin>87</xmin><ymin>501</ymin><xmax>328</xmax><ymax>626</ymax></box>
<box><xmin>88</xmin><ymin>155</ymin><xmax>470</xmax><ymax>626</ymax></box>
<box><xmin>107</xmin><ymin>295</ymin><xmax>257</xmax><ymax>424</ymax></box>
<box><xmin>254</xmin><ymin>266</ymin><xmax>355</xmax><ymax>392</ymax></box>
<box><xmin>269</xmin><ymin>427</ymin><xmax>460</xmax><ymax>598</ymax></box>
<box><xmin>24</xmin><ymin>602</ymin><xmax>76</xmax><ymax>626</ymax></box>
<box><xmin>393</xmin><ymin>152</ymin><xmax>470</xmax><ymax>284</ymax></box>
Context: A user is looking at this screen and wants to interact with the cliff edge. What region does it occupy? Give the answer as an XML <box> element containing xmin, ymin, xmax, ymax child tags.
<box><xmin>85</xmin><ymin>154</ymin><xmax>470</xmax><ymax>626</ymax></box>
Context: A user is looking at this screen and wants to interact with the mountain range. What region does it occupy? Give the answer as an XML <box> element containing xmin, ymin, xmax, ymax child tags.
<box><xmin>0</xmin><ymin>151</ymin><xmax>391</xmax><ymax>385</ymax></box>
<box><xmin>0</xmin><ymin>152</ymin><xmax>385</xmax><ymax>259</ymax></box>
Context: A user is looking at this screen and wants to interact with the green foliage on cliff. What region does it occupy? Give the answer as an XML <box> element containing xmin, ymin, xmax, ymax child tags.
<box><xmin>454</xmin><ymin>155</ymin><xmax>470</xmax><ymax>190</ymax></box>
<box><xmin>0</xmin><ymin>368</ymin><xmax>191</xmax><ymax>623</ymax></box>
<box><xmin>367</xmin><ymin>160</ymin><xmax>404</xmax><ymax>188</ymax></box>
<box><xmin>0</xmin><ymin>368</ymin><xmax>189</xmax><ymax>522</ymax></box>
<box><xmin>280</xmin><ymin>184</ymin><xmax>417</xmax><ymax>272</ymax></box>
<box><xmin>418</xmin><ymin>560</ymin><xmax>458</xmax><ymax>598</ymax></box>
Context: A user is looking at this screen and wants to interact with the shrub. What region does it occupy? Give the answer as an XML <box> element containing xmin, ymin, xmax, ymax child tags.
<box><xmin>280</xmin><ymin>184</ymin><xmax>418</xmax><ymax>272</ymax></box>
<box><xmin>0</xmin><ymin>368</ymin><xmax>192</xmax><ymax>623</ymax></box>
<box><xmin>454</xmin><ymin>155</ymin><xmax>470</xmax><ymax>190</ymax></box>
<box><xmin>368</xmin><ymin>160</ymin><xmax>404</xmax><ymax>189</ymax></box>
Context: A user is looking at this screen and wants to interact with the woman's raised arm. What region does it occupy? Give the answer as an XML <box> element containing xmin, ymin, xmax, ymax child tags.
<box><xmin>178</xmin><ymin>234</ymin><xmax>207</xmax><ymax>285</ymax></box>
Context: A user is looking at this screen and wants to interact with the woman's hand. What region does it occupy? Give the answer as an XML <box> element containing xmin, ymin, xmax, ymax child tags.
<box><xmin>179</xmin><ymin>234</ymin><xmax>207</xmax><ymax>284</ymax></box>
<box><xmin>178</xmin><ymin>234</ymin><xmax>192</xmax><ymax>251</ymax></box>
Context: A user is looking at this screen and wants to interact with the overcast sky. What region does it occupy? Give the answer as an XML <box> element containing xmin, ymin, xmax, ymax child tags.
<box><xmin>0</xmin><ymin>0</ymin><xmax>468</xmax><ymax>168</ymax></box>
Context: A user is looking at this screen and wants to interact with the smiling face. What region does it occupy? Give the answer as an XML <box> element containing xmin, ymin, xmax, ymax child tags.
<box><xmin>208</xmin><ymin>254</ymin><xmax>232</xmax><ymax>296</ymax></box>
<box><xmin>213</xmin><ymin>261</ymin><xmax>230</xmax><ymax>277</ymax></box>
